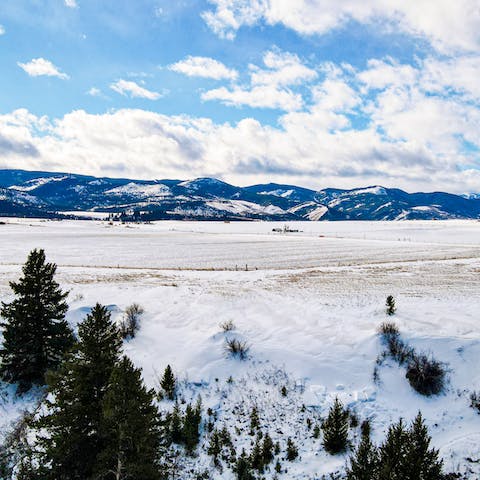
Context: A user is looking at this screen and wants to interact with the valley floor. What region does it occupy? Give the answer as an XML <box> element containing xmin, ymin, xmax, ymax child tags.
<box><xmin>0</xmin><ymin>218</ymin><xmax>479</xmax><ymax>478</ymax></box>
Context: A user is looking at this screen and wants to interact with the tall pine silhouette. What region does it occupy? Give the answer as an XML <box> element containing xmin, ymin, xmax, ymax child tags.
<box><xmin>0</xmin><ymin>249</ymin><xmax>73</xmax><ymax>391</ymax></box>
<box><xmin>37</xmin><ymin>303</ymin><xmax>121</xmax><ymax>480</ymax></box>
<box><xmin>95</xmin><ymin>356</ymin><xmax>162</xmax><ymax>480</ymax></box>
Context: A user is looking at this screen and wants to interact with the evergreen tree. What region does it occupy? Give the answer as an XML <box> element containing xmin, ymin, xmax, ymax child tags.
<box><xmin>182</xmin><ymin>398</ymin><xmax>202</xmax><ymax>454</ymax></box>
<box><xmin>207</xmin><ymin>429</ymin><xmax>222</xmax><ymax>466</ymax></box>
<box><xmin>168</xmin><ymin>401</ymin><xmax>183</xmax><ymax>444</ymax></box>
<box><xmin>386</xmin><ymin>295</ymin><xmax>396</xmax><ymax>316</ymax></box>
<box><xmin>346</xmin><ymin>428</ymin><xmax>379</xmax><ymax>480</ymax></box>
<box><xmin>261</xmin><ymin>432</ymin><xmax>274</xmax><ymax>466</ymax></box>
<box><xmin>322</xmin><ymin>397</ymin><xmax>349</xmax><ymax>454</ymax></box>
<box><xmin>250</xmin><ymin>434</ymin><xmax>264</xmax><ymax>472</ymax></box>
<box><xmin>95</xmin><ymin>356</ymin><xmax>161</xmax><ymax>480</ymax></box>
<box><xmin>0</xmin><ymin>249</ymin><xmax>73</xmax><ymax>391</ymax></box>
<box><xmin>403</xmin><ymin>413</ymin><xmax>443</xmax><ymax>480</ymax></box>
<box><xmin>36</xmin><ymin>303</ymin><xmax>121</xmax><ymax>480</ymax></box>
<box><xmin>160</xmin><ymin>364</ymin><xmax>176</xmax><ymax>400</ymax></box>
<box><xmin>249</xmin><ymin>406</ymin><xmax>260</xmax><ymax>434</ymax></box>
<box><xmin>286</xmin><ymin>437</ymin><xmax>299</xmax><ymax>461</ymax></box>
<box><xmin>377</xmin><ymin>419</ymin><xmax>409</xmax><ymax>479</ymax></box>
<box><xmin>235</xmin><ymin>450</ymin><xmax>254</xmax><ymax>480</ymax></box>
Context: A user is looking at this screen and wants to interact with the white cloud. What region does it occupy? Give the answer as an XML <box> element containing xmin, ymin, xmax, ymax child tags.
<box><xmin>201</xmin><ymin>50</ymin><xmax>315</xmax><ymax>111</ymax></box>
<box><xmin>0</xmin><ymin>25</ymin><xmax>5</xmax><ymax>35</ymax></box>
<box><xmin>110</xmin><ymin>80</ymin><xmax>163</xmax><ymax>100</ymax></box>
<box><xmin>202</xmin><ymin>85</ymin><xmax>303</xmax><ymax>111</ymax></box>
<box><xmin>169</xmin><ymin>56</ymin><xmax>238</xmax><ymax>80</ymax></box>
<box><xmin>86</xmin><ymin>87</ymin><xmax>102</xmax><ymax>97</ymax></box>
<box><xmin>64</xmin><ymin>0</ymin><xmax>78</xmax><ymax>8</ymax></box>
<box><xmin>17</xmin><ymin>58</ymin><xmax>69</xmax><ymax>80</ymax></box>
<box><xmin>202</xmin><ymin>0</ymin><xmax>480</xmax><ymax>53</ymax></box>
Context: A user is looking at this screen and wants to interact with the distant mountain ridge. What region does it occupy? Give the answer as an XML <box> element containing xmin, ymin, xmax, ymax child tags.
<box><xmin>1</xmin><ymin>169</ymin><xmax>479</xmax><ymax>221</ymax></box>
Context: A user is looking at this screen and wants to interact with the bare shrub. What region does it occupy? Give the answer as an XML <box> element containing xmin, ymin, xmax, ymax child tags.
<box><xmin>470</xmin><ymin>391</ymin><xmax>480</xmax><ymax>413</ymax></box>
<box><xmin>120</xmin><ymin>303</ymin><xmax>144</xmax><ymax>339</ymax></box>
<box><xmin>378</xmin><ymin>322</ymin><xmax>399</xmax><ymax>340</ymax></box>
<box><xmin>406</xmin><ymin>354</ymin><xmax>446</xmax><ymax>396</ymax></box>
<box><xmin>220</xmin><ymin>320</ymin><xmax>235</xmax><ymax>332</ymax></box>
<box><xmin>387</xmin><ymin>336</ymin><xmax>415</xmax><ymax>365</ymax></box>
<box><xmin>225</xmin><ymin>338</ymin><xmax>249</xmax><ymax>360</ymax></box>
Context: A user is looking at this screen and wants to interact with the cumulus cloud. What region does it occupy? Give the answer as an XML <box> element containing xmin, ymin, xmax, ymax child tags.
<box><xmin>86</xmin><ymin>87</ymin><xmax>102</xmax><ymax>97</ymax></box>
<box><xmin>110</xmin><ymin>80</ymin><xmax>163</xmax><ymax>100</ymax></box>
<box><xmin>64</xmin><ymin>0</ymin><xmax>78</xmax><ymax>8</ymax></box>
<box><xmin>201</xmin><ymin>50</ymin><xmax>316</xmax><ymax>111</ymax></box>
<box><xmin>0</xmin><ymin>25</ymin><xmax>5</xmax><ymax>35</ymax></box>
<box><xmin>169</xmin><ymin>56</ymin><xmax>238</xmax><ymax>80</ymax></box>
<box><xmin>202</xmin><ymin>0</ymin><xmax>480</xmax><ymax>53</ymax></box>
<box><xmin>17</xmin><ymin>58</ymin><xmax>69</xmax><ymax>80</ymax></box>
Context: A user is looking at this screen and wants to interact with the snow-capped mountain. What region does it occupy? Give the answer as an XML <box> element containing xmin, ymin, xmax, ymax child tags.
<box><xmin>1</xmin><ymin>169</ymin><xmax>480</xmax><ymax>221</ymax></box>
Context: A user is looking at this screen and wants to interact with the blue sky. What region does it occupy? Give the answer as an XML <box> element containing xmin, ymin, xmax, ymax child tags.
<box><xmin>0</xmin><ymin>0</ymin><xmax>480</xmax><ymax>193</ymax></box>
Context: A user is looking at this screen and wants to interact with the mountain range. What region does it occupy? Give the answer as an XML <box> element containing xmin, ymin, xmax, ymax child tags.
<box><xmin>1</xmin><ymin>169</ymin><xmax>479</xmax><ymax>221</ymax></box>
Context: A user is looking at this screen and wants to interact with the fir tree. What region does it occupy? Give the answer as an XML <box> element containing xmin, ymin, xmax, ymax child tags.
<box><xmin>377</xmin><ymin>419</ymin><xmax>409</xmax><ymax>479</ymax></box>
<box><xmin>168</xmin><ymin>401</ymin><xmax>183</xmax><ymax>444</ymax></box>
<box><xmin>36</xmin><ymin>303</ymin><xmax>121</xmax><ymax>480</ymax></box>
<box><xmin>95</xmin><ymin>356</ymin><xmax>161</xmax><ymax>480</ymax></box>
<box><xmin>386</xmin><ymin>295</ymin><xmax>396</xmax><ymax>316</ymax></box>
<box><xmin>182</xmin><ymin>398</ymin><xmax>202</xmax><ymax>454</ymax></box>
<box><xmin>249</xmin><ymin>406</ymin><xmax>260</xmax><ymax>434</ymax></box>
<box><xmin>322</xmin><ymin>397</ymin><xmax>349</xmax><ymax>454</ymax></box>
<box><xmin>403</xmin><ymin>412</ymin><xmax>443</xmax><ymax>480</ymax></box>
<box><xmin>0</xmin><ymin>249</ymin><xmax>73</xmax><ymax>391</ymax></box>
<box><xmin>286</xmin><ymin>437</ymin><xmax>299</xmax><ymax>461</ymax></box>
<box><xmin>207</xmin><ymin>429</ymin><xmax>222</xmax><ymax>466</ymax></box>
<box><xmin>161</xmin><ymin>364</ymin><xmax>176</xmax><ymax>400</ymax></box>
<box><xmin>261</xmin><ymin>432</ymin><xmax>274</xmax><ymax>466</ymax></box>
<box><xmin>235</xmin><ymin>450</ymin><xmax>254</xmax><ymax>480</ymax></box>
<box><xmin>250</xmin><ymin>434</ymin><xmax>264</xmax><ymax>472</ymax></box>
<box><xmin>346</xmin><ymin>428</ymin><xmax>379</xmax><ymax>480</ymax></box>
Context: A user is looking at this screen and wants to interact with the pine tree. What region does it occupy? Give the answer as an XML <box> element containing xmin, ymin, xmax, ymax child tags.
<box><xmin>261</xmin><ymin>432</ymin><xmax>274</xmax><ymax>466</ymax></box>
<box><xmin>249</xmin><ymin>406</ymin><xmax>260</xmax><ymax>434</ymax></box>
<box><xmin>346</xmin><ymin>428</ymin><xmax>379</xmax><ymax>480</ymax></box>
<box><xmin>377</xmin><ymin>419</ymin><xmax>409</xmax><ymax>479</ymax></box>
<box><xmin>235</xmin><ymin>450</ymin><xmax>254</xmax><ymax>480</ymax></box>
<box><xmin>160</xmin><ymin>364</ymin><xmax>176</xmax><ymax>400</ymax></box>
<box><xmin>322</xmin><ymin>397</ymin><xmax>349</xmax><ymax>454</ymax></box>
<box><xmin>168</xmin><ymin>401</ymin><xmax>183</xmax><ymax>444</ymax></box>
<box><xmin>0</xmin><ymin>249</ymin><xmax>73</xmax><ymax>391</ymax></box>
<box><xmin>250</xmin><ymin>433</ymin><xmax>264</xmax><ymax>472</ymax></box>
<box><xmin>36</xmin><ymin>303</ymin><xmax>121</xmax><ymax>480</ymax></box>
<box><xmin>207</xmin><ymin>429</ymin><xmax>222</xmax><ymax>466</ymax></box>
<box><xmin>286</xmin><ymin>437</ymin><xmax>299</xmax><ymax>461</ymax></box>
<box><xmin>95</xmin><ymin>356</ymin><xmax>161</xmax><ymax>480</ymax></box>
<box><xmin>386</xmin><ymin>295</ymin><xmax>396</xmax><ymax>316</ymax></box>
<box><xmin>182</xmin><ymin>398</ymin><xmax>202</xmax><ymax>454</ymax></box>
<box><xmin>403</xmin><ymin>413</ymin><xmax>443</xmax><ymax>480</ymax></box>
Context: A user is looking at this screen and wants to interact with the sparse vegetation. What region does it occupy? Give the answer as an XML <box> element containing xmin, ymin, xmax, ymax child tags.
<box><xmin>406</xmin><ymin>354</ymin><xmax>446</xmax><ymax>396</ymax></box>
<box><xmin>225</xmin><ymin>338</ymin><xmax>250</xmax><ymax>360</ymax></box>
<box><xmin>120</xmin><ymin>302</ymin><xmax>144</xmax><ymax>339</ymax></box>
<box><xmin>386</xmin><ymin>295</ymin><xmax>396</xmax><ymax>315</ymax></box>
<box><xmin>220</xmin><ymin>320</ymin><xmax>236</xmax><ymax>332</ymax></box>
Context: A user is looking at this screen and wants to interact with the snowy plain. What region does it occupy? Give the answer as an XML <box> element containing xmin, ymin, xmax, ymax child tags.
<box><xmin>0</xmin><ymin>218</ymin><xmax>480</xmax><ymax>478</ymax></box>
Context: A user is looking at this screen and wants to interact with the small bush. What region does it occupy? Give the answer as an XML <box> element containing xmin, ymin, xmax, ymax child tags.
<box><xmin>378</xmin><ymin>322</ymin><xmax>399</xmax><ymax>340</ymax></box>
<box><xmin>120</xmin><ymin>303</ymin><xmax>144</xmax><ymax>339</ymax></box>
<box><xmin>387</xmin><ymin>336</ymin><xmax>415</xmax><ymax>365</ymax></box>
<box><xmin>220</xmin><ymin>320</ymin><xmax>235</xmax><ymax>332</ymax></box>
<box><xmin>470</xmin><ymin>391</ymin><xmax>480</xmax><ymax>413</ymax></box>
<box><xmin>406</xmin><ymin>354</ymin><xmax>446</xmax><ymax>396</ymax></box>
<box><xmin>386</xmin><ymin>295</ymin><xmax>396</xmax><ymax>315</ymax></box>
<box><xmin>225</xmin><ymin>338</ymin><xmax>249</xmax><ymax>360</ymax></box>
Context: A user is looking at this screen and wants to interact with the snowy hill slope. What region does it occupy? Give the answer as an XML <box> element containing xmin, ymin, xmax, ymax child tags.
<box><xmin>1</xmin><ymin>169</ymin><xmax>480</xmax><ymax>221</ymax></box>
<box><xmin>0</xmin><ymin>220</ymin><xmax>479</xmax><ymax>478</ymax></box>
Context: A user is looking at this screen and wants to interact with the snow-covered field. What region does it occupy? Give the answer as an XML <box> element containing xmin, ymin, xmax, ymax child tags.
<box><xmin>0</xmin><ymin>218</ymin><xmax>480</xmax><ymax>477</ymax></box>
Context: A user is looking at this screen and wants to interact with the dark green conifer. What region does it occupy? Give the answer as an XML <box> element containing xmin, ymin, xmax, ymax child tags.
<box><xmin>160</xmin><ymin>364</ymin><xmax>176</xmax><ymax>400</ymax></box>
<box><xmin>250</xmin><ymin>433</ymin><xmax>264</xmax><ymax>472</ymax></box>
<box><xmin>182</xmin><ymin>398</ymin><xmax>202</xmax><ymax>454</ymax></box>
<box><xmin>0</xmin><ymin>249</ymin><xmax>73</xmax><ymax>391</ymax></box>
<box><xmin>346</xmin><ymin>428</ymin><xmax>379</xmax><ymax>480</ymax></box>
<box><xmin>286</xmin><ymin>437</ymin><xmax>299</xmax><ymax>461</ymax></box>
<box><xmin>235</xmin><ymin>449</ymin><xmax>254</xmax><ymax>480</ymax></box>
<box><xmin>36</xmin><ymin>303</ymin><xmax>121</xmax><ymax>480</ymax></box>
<box><xmin>168</xmin><ymin>401</ymin><xmax>183</xmax><ymax>444</ymax></box>
<box><xmin>403</xmin><ymin>412</ymin><xmax>444</xmax><ymax>480</ymax></box>
<box><xmin>377</xmin><ymin>419</ymin><xmax>409</xmax><ymax>478</ymax></box>
<box><xmin>261</xmin><ymin>432</ymin><xmax>274</xmax><ymax>466</ymax></box>
<box><xmin>322</xmin><ymin>397</ymin><xmax>349</xmax><ymax>454</ymax></box>
<box><xmin>95</xmin><ymin>356</ymin><xmax>161</xmax><ymax>480</ymax></box>
<box><xmin>386</xmin><ymin>295</ymin><xmax>396</xmax><ymax>315</ymax></box>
